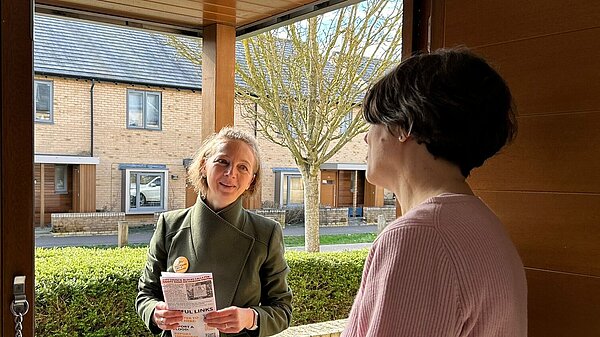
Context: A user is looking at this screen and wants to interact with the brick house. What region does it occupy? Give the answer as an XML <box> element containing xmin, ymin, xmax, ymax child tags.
<box><xmin>33</xmin><ymin>13</ymin><xmax>386</xmax><ymax>227</ymax></box>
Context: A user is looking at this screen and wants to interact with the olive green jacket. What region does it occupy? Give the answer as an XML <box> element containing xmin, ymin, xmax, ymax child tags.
<box><xmin>136</xmin><ymin>197</ymin><xmax>292</xmax><ymax>337</ymax></box>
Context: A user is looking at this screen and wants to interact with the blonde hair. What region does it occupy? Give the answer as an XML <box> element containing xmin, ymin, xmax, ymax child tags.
<box><xmin>188</xmin><ymin>127</ymin><xmax>261</xmax><ymax>197</ymax></box>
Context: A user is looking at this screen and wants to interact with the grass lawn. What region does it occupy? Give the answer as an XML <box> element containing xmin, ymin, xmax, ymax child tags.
<box><xmin>60</xmin><ymin>232</ymin><xmax>379</xmax><ymax>250</ymax></box>
<box><xmin>284</xmin><ymin>233</ymin><xmax>377</xmax><ymax>247</ymax></box>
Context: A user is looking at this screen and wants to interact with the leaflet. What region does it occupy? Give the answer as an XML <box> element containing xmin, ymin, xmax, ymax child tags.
<box><xmin>160</xmin><ymin>272</ymin><xmax>219</xmax><ymax>337</ymax></box>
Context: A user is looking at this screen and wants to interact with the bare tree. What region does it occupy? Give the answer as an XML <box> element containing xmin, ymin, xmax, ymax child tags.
<box><xmin>170</xmin><ymin>0</ymin><xmax>403</xmax><ymax>252</ymax></box>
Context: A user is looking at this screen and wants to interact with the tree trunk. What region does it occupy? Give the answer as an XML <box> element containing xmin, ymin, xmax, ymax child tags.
<box><xmin>302</xmin><ymin>168</ymin><xmax>321</xmax><ymax>252</ymax></box>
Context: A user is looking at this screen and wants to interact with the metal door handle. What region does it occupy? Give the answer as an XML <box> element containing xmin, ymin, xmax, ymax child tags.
<box><xmin>10</xmin><ymin>276</ymin><xmax>29</xmax><ymax>337</ymax></box>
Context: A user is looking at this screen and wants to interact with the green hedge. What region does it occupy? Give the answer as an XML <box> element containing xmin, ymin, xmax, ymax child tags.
<box><xmin>285</xmin><ymin>251</ymin><xmax>366</xmax><ymax>324</ymax></box>
<box><xmin>35</xmin><ymin>247</ymin><xmax>367</xmax><ymax>337</ymax></box>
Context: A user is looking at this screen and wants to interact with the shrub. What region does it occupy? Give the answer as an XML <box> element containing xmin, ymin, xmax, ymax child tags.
<box><xmin>285</xmin><ymin>207</ymin><xmax>305</xmax><ymax>224</ymax></box>
<box><xmin>286</xmin><ymin>250</ymin><xmax>367</xmax><ymax>324</ymax></box>
<box><xmin>35</xmin><ymin>247</ymin><xmax>150</xmax><ymax>336</ymax></box>
<box><xmin>35</xmin><ymin>247</ymin><xmax>367</xmax><ymax>336</ymax></box>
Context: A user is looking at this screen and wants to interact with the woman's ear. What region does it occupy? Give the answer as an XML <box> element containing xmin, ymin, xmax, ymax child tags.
<box><xmin>247</xmin><ymin>174</ymin><xmax>256</xmax><ymax>190</ymax></box>
<box><xmin>199</xmin><ymin>159</ymin><xmax>206</xmax><ymax>177</ymax></box>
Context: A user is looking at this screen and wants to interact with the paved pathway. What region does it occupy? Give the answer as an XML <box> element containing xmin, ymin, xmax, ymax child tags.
<box><xmin>35</xmin><ymin>224</ymin><xmax>377</xmax><ymax>251</ymax></box>
<box><xmin>286</xmin><ymin>242</ymin><xmax>372</xmax><ymax>252</ymax></box>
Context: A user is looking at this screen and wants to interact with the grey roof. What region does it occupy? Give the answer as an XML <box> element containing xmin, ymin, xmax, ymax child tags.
<box><xmin>34</xmin><ymin>14</ymin><xmax>205</xmax><ymax>90</ymax></box>
<box><xmin>34</xmin><ymin>14</ymin><xmax>382</xmax><ymax>94</ymax></box>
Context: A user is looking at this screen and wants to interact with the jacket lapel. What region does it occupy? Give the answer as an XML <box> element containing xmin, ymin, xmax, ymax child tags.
<box><xmin>189</xmin><ymin>197</ymin><xmax>254</xmax><ymax>309</ymax></box>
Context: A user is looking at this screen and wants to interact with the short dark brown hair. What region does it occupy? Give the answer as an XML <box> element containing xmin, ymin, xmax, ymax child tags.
<box><xmin>362</xmin><ymin>48</ymin><xmax>517</xmax><ymax>177</ymax></box>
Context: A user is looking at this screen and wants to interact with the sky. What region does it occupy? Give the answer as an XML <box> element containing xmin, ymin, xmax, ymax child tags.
<box><xmin>273</xmin><ymin>0</ymin><xmax>403</xmax><ymax>59</ymax></box>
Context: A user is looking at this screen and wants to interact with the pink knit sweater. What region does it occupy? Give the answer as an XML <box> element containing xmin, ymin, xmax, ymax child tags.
<box><xmin>342</xmin><ymin>193</ymin><xmax>527</xmax><ymax>337</ymax></box>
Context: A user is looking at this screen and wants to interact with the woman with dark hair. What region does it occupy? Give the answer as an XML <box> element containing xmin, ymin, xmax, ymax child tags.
<box><xmin>136</xmin><ymin>127</ymin><xmax>292</xmax><ymax>337</ymax></box>
<box><xmin>342</xmin><ymin>49</ymin><xmax>527</xmax><ymax>337</ymax></box>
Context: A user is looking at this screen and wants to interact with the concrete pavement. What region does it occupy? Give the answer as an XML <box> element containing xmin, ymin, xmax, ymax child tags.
<box><xmin>286</xmin><ymin>242</ymin><xmax>372</xmax><ymax>252</ymax></box>
<box><xmin>35</xmin><ymin>224</ymin><xmax>377</xmax><ymax>251</ymax></box>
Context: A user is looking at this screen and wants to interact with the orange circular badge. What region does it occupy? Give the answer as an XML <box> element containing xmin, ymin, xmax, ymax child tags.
<box><xmin>173</xmin><ymin>256</ymin><xmax>189</xmax><ymax>273</ymax></box>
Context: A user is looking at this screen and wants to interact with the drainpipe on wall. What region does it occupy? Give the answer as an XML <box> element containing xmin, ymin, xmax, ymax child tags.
<box><xmin>90</xmin><ymin>79</ymin><xmax>95</xmax><ymax>156</ymax></box>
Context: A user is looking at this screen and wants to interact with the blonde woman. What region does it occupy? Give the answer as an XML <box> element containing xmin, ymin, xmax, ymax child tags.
<box><xmin>136</xmin><ymin>127</ymin><xmax>292</xmax><ymax>337</ymax></box>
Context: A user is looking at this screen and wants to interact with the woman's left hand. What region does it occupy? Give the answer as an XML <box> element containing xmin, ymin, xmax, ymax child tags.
<box><xmin>204</xmin><ymin>306</ymin><xmax>255</xmax><ymax>333</ymax></box>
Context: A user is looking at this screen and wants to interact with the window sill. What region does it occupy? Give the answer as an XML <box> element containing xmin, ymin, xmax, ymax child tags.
<box><xmin>126</xmin><ymin>208</ymin><xmax>166</xmax><ymax>215</ymax></box>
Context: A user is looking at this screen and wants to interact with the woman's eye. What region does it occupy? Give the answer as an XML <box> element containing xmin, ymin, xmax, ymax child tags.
<box><xmin>215</xmin><ymin>158</ymin><xmax>228</xmax><ymax>165</ymax></box>
<box><xmin>239</xmin><ymin>165</ymin><xmax>249</xmax><ymax>172</ymax></box>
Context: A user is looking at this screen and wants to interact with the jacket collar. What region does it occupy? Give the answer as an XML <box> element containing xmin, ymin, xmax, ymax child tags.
<box><xmin>198</xmin><ymin>197</ymin><xmax>245</xmax><ymax>231</ymax></box>
<box><xmin>188</xmin><ymin>196</ymin><xmax>254</xmax><ymax>308</ymax></box>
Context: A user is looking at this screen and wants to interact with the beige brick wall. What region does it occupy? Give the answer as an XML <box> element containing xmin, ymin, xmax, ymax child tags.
<box><xmin>35</xmin><ymin>77</ymin><xmax>202</xmax><ymax>212</ymax></box>
<box><xmin>363</xmin><ymin>206</ymin><xmax>396</xmax><ymax>224</ymax></box>
<box><xmin>35</xmin><ymin>77</ymin><xmax>368</xmax><ymax>212</ymax></box>
<box><xmin>51</xmin><ymin>212</ymin><xmax>124</xmax><ymax>233</ymax></box>
<box><xmin>92</xmin><ymin>82</ymin><xmax>202</xmax><ymax>211</ymax></box>
<box><xmin>35</xmin><ymin>76</ymin><xmax>92</xmax><ymax>155</ymax></box>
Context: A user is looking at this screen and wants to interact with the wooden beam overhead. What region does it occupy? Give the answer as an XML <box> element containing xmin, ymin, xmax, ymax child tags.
<box><xmin>35</xmin><ymin>0</ymin><xmax>363</xmax><ymax>38</ymax></box>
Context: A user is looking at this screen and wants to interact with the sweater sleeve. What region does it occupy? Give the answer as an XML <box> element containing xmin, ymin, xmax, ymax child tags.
<box><xmin>343</xmin><ymin>225</ymin><xmax>461</xmax><ymax>337</ymax></box>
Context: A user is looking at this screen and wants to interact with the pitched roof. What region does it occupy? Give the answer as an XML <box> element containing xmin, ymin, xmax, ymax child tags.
<box><xmin>34</xmin><ymin>13</ymin><xmax>382</xmax><ymax>95</ymax></box>
<box><xmin>34</xmin><ymin>14</ymin><xmax>205</xmax><ymax>90</ymax></box>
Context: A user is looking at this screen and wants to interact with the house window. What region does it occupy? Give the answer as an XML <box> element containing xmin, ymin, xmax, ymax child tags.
<box><xmin>125</xmin><ymin>169</ymin><xmax>168</xmax><ymax>214</ymax></box>
<box><xmin>35</xmin><ymin>80</ymin><xmax>53</xmax><ymax>123</ymax></box>
<box><xmin>339</xmin><ymin>112</ymin><xmax>352</xmax><ymax>133</ymax></box>
<box><xmin>282</xmin><ymin>174</ymin><xmax>304</xmax><ymax>206</ymax></box>
<box><xmin>55</xmin><ymin>164</ymin><xmax>67</xmax><ymax>193</ymax></box>
<box><xmin>127</xmin><ymin>90</ymin><xmax>161</xmax><ymax>130</ymax></box>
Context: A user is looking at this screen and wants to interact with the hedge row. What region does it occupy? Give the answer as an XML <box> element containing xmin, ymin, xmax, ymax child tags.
<box><xmin>35</xmin><ymin>247</ymin><xmax>367</xmax><ymax>337</ymax></box>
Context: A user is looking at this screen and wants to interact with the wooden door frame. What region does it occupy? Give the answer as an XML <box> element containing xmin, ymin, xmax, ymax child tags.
<box><xmin>395</xmin><ymin>0</ymin><xmax>431</xmax><ymax>218</ymax></box>
<box><xmin>402</xmin><ymin>0</ymin><xmax>432</xmax><ymax>58</ymax></box>
<box><xmin>1</xmin><ymin>0</ymin><xmax>35</xmax><ymax>335</ymax></box>
<box><xmin>73</xmin><ymin>165</ymin><xmax>81</xmax><ymax>212</ymax></box>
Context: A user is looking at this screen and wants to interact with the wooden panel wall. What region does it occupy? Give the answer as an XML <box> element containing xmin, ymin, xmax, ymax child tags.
<box><xmin>34</xmin><ymin>164</ymin><xmax>73</xmax><ymax>226</ymax></box>
<box><xmin>363</xmin><ymin>181</ymin><xmax>384</xmax><ymax>207</ymax></box>
<box><xmin>337</xmin><ymin>171</ymin><xmax>365</xmax><ymax>207</ymax></box>
<box><xmin>78</xmin><ymin>164</ymin><xmax>96</xmax><ymax>212</ymax></box>
<box><xmin>337</xmin><ymin>171</ymin><xmax>353</xmax><ymax>206</ymax></box>
<box><xmin>427</xmin><ymin>0</ymin><xmax>600</xmax><ymax>335</ymax></box>
<box><xmin>356</xmin><ymin>171</ymin><xmax>365</xmax><ymax>207</ymax></box>
<box><xmin>242</xmin><ymin>189</ymin><xmax>261</xmax><ymax>210</ymax></box>
<box><xmin>186</xmin><ymin>183</ymin><xmax>198</xmax><ymax>208</ymax></box>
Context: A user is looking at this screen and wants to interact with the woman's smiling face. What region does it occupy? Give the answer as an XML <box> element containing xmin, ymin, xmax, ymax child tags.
<box><xmin>202</xmin><ymin>140</ymin><xmax>256</xmax><ymax>211</ymax></box>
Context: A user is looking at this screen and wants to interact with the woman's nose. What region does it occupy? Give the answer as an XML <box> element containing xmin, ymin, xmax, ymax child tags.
<box><xmin>224</xmin><ymin>165</ymin><xmax>235</xmax><ymax>177</ymax></box>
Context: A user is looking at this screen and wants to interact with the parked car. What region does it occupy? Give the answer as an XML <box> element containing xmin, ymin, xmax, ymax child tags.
<box><xmin>131</xmin><ymin>176</ymin><xmax>162</xmax><ymax>206</ymax></box>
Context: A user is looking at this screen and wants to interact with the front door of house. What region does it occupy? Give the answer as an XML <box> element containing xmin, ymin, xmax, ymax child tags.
<box><xmin>320</xmin><ymin>170</ymin><xmax>337</xmax><ymax>207</ymax></box>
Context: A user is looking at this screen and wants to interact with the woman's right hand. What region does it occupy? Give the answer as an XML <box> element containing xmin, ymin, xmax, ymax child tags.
<box><xmin>153</xmin><ymin>301</ymin><xmax>184</xmax><ymax>331</ymax></box>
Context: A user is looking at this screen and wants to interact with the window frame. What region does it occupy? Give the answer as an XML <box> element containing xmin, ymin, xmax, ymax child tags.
<box><xmin>34</xmin><ymin>79</ymin><xmax>54</xmax><ymax>123</ymax></box>
<box><xmin>126</xmin><ymin>89</ymin><xmax>162</xmax><ymax>130</ymax></box>
<box><xmin>54</xmin><ymin>164</ymin><xmax>68</xmax><ymax>194</ymax></box>
<box><xmin>124</xmin><ymin>168</ymin><xmax>169</xmax><ymax>214</ymax></box>
<box><xmin>282</xmin><ymin>173</ymin><xmax>304</xmax><ymax>207</ymax></box>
